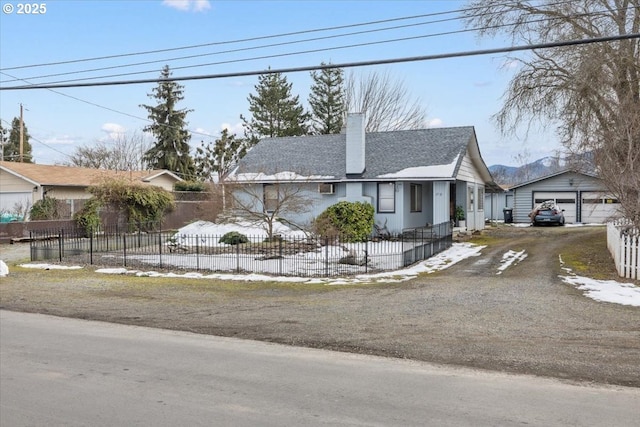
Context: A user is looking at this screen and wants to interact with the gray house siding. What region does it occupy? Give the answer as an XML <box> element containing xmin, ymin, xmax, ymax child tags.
<box><xmin>512</xmin><ymin>172</ymin><xmax>606</xmax><ymax>223</ymax></box>
<box><xmin>484</xmin><ymin>191</ymin><xmax>514</xmax><ymax>221</ymax></box>
<box><xmin>232</xmin><ymin>116</ymin><xmax>494</xmax><ymax>234</ymax></box>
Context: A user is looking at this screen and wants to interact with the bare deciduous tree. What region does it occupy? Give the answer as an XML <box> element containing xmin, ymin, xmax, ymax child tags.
<box><xmin>344</xmin><ymin>69</ymin><xmax>428</xmax><ymax>132</ymax></box>
<box><xmin>66</xmin><ymin>131</ymin><xmax>150</xmax><ymax>170</ymax></box>
<box><xmin>227</xmin><ymin>173</ymin><xmax>313</xmax><ymax>239</ymax></box>
<box><xmin>464</xmin><ymin>0</ymin><xmax>640</xmax><ymax>227</ymax></box>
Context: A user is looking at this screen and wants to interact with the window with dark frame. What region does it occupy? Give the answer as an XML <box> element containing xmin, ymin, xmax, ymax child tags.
<box><xmin>263</xmin><ymin>184</ymin><xmax>278</xmax><ymax>213</ymax></box>
<box><xmin>410</xmin><ymin>183</ymin><xmax>422</xmax><ymax>212</ymax></box>
<box><xmin>378</xmin><ymin>182</ymin><xmax>395</xmax><ymax>213</ymax></box>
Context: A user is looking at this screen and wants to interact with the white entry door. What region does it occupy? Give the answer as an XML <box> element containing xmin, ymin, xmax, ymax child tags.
<box><xmin>533</xmin><ymin>192</ymin><xmax>577</xmax><ymax>223</ymax></box>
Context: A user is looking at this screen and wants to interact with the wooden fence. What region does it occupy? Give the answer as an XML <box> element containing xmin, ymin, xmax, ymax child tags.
<box><xmin>607</xmin><ymin>219</ymin><xmax>640</xmax><ymax>280</ymax></box>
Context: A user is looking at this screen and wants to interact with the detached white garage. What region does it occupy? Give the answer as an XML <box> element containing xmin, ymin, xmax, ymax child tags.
<box><xmin>510</xmin><ymin>170</ymin><xmax>620</xmax><ymax>224</ymax></box>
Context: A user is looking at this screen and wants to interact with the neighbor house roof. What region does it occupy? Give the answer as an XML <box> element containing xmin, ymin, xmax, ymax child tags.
<box><xmin>0</xmin><ymin>161</ymin><xmax>182</xmax><ymax>187</ymax></box>
<box><xmin>508</xmin><ymin>169</ymin><xmax>600</xmax><ymax>190</ymax></box>
<box><xmin>236</xmin><ymin>126</ymin><xmax>491</xmax><ymax>182</ymax></box>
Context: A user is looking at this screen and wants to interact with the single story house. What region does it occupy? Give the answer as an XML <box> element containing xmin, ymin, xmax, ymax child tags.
<box><xmin>231</xmin><ymin>113</ymin><xmax>495</xmax><ymax>234</ymax></box>
<box><xmin>0</xmin><ymin>161</ymin><xmax>182</xmax><ymax>219</ymax></box>
<box><xmin>507</xmin><ymin>170</ymin><xmax>620</xmax><ymax>224</ymax></box>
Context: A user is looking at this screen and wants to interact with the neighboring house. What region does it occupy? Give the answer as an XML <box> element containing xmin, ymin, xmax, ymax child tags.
<box><xmin>0</xmin><ymin>161</ymin><xmax>182</xmax><ymax>219</ymax></box>
<box><xmin>508</xmin><ymin>169</ymin><xmax>620</xmax><ymax>224</ymax></box>
<box><xmin>231</xmin><ymin>113</ymin><xmax>495</xmax><ymax>234</ymax></box>
<box><xmin>484</xmin><ymin>186</ymin><xmax>514</xmax><ymax>222</ymax></box>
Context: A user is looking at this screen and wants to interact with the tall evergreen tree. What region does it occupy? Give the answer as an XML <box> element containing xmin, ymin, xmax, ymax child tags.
<box><xmin>194</xmin><ymin>128</ymin><xmax>248</xmax><ymax>183</ymax></box>
<box><xmin>309</xmin><ymin>64</ymin><xmax>345</xmax><ymax>134</ymax></box>
<box><xmin>3</xmin><ymin>117</ymin><xmax>33</xmax><ymax>162</ymax></box>
<box><xmin>241</xmin><ymin>71</ymin><xmax>309</xmax><ymax>145</ymax></box>
<box><xmin>140</xmin><ymin>65</ymin><xmax>195</xmax><ymax>178</ymax></box>
<box><xmin>194</xmin><ymin>128</ymin><xmax>248</xmax><ymax>210</ymax></box>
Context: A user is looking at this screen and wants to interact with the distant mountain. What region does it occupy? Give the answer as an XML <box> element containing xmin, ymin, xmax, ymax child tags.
<box><xmin>489</xmin><ymin>153</ymin><xmax>595</xmax><ymax>187</ymax></box>
<box><xmin>489</xmin><ymin>156</ymin><xmax>565</xmax><ymax>187</ymax></box>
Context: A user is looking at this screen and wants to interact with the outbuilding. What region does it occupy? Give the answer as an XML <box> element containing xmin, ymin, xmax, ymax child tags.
<box><xmin>509</xmin><ymin>170</ymin><xmax>620</xmax><ymax>224</ymax></box>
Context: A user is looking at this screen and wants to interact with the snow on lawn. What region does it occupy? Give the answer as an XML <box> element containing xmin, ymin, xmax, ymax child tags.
<box><xmin>560</xmin><ymin>275</ymin><xmax>640</xmax><ymax>307</ymax></box>
<box><xmin>497</xmin><ymin>250</ymin><xmax>527</xmax><ymax>275</ymax></box>
<box><xmin>559</xmin><ymin>255</ymin><xmax>640</xmax><ymax>307</ymax></box>
<box><xmin>92</xmin><ymin>241</ymin><xmax>485</xmax><ymax>285</ymax></box>
<box><xmin>171</xmin><ymin>219</ymin><xmax>307</xmax><ymax>247</ymax></box>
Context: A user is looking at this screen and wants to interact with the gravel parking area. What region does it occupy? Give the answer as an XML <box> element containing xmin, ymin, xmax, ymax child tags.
<box><xmin>1</xmin><ymin>226</ymin><xmax>639</xmax><ymax>387</ymax></box>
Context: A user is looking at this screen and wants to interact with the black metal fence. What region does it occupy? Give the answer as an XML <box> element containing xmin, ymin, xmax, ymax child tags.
<box><xmin>28</xmin><ymin>222</ymin><xmax>452</xmax><ymax>278</ymax></box>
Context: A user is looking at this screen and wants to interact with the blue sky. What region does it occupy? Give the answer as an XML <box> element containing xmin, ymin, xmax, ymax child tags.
<box><xmin>0</xmin><ymin>0</ymin><xmax>561</xmax><ymax>167</ymax></box>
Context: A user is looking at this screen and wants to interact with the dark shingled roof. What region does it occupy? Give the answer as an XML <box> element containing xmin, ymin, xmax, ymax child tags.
<box><xmin>236</xmin><ymin>127</ymin><xmax>476</xmax><ymax>180</ymax></box>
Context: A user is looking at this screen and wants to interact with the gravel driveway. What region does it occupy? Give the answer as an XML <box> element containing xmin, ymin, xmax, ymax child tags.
<box><xmin>1</xmin><ymin>226</ymin><xmax>639</xmax><ymax>387</ymax></box>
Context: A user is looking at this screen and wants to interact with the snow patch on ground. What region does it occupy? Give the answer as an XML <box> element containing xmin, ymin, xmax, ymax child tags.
<box><xmin>92</xmin><ymin>242</ymin><xmax>486</xmax><ymax>285</ymax></box>
<box><xmin>497</xmin><ymin>250</ymin><xmax>528</xmax><ymax>275</ymax></box>
<box><xmin>560</xmin><ymin>274</ymin><xmax>640</xmax><ymax>307</ymax></box>
<box><xmin>559</xmin><ymin>255</ymin><xmax>640</xmax><ymax>307</ymax></box>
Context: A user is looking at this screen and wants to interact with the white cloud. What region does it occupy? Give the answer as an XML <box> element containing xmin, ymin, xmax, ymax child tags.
<box><xmin>162</xmin><ymin>0</ymin><xmax>211</xmax><ymax>12</ymax></box>
<box><xmin>221</xmin><ymin>122</ymin><xmax>244</xmax><ymax>136</ymax></box>
<box><xmin>427</xmin><ymin>118</ymin><xmax>443</xmax><ymax>128</ymax></box>
<box><xmin>100</xmin><ymin>123</ymin><xmax>126</xmax><ymax>141</ymax></box>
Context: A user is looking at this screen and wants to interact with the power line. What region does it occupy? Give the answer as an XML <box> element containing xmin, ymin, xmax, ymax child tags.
<box><xmin>0</xmin><ymin>10</ymin><xmax>469</xmax><ymax>71</ymax></box>
<box><xmin>2</xmin><ymin>34</ymin><xmax>637</xmax><ymax>91</ymax></box>
<box><xmin>0</xmin><ymin>0</ymin><xmax>595</xmax><ymax>86</ymax></box>
<box><xmin>0</xmin><ymin>16</ymin><xmax>464</xmax><ymax>84</ymax></box>
<box><xmin>0</xmin><ymin>72</ymin><xmax>214</xmax><ymax>139</ymax></box>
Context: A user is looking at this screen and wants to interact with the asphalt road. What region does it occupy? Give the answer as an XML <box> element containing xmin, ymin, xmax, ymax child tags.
<box><xmin>2</xmin><ymin>310</ymin><xmax>639</xmax><ymax>427</ymax></box>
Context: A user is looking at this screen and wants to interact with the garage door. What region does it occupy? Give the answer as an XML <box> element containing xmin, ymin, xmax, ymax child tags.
<box><xmin>581</xmin><ymin>192</ymin><xmax>620</xmax><ymax>224</ymax></box>
<box><xmin>533</xmin><ymin>192</ymin><xmax>577</xmax><ymax>223</ymax></box>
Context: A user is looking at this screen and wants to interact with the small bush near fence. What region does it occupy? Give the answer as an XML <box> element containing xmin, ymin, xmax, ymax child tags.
<box><xmin>28</xmin><ymin>222</ymin><xmax>452</xmax><ymax>278</ymax></box>
<box><xmin>607</xmin><ymin>219</ymin><xmax>640</xmax><ymax>280</ymax></box>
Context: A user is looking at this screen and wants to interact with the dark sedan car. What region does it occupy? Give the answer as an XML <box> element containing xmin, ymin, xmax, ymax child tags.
<box><xmin>531</xmin><ymin>201</ymin><xmax>565</xmax><ymax>226</ymax></box>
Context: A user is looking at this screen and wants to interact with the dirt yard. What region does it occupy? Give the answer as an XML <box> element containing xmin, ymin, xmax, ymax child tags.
<box><xmin>1</xmin><ymin>225</ymin><xmax>639</xmax><ymax>387</ymax></box>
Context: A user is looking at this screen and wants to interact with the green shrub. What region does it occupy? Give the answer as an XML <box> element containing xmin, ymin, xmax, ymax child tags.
<box><xmin>73</xmin><ymin>198</ymin><xmax>101</xmax><ymax>235</ymax></box>
<box><xmin>174</xmin><ymin>180</ymin><xmax>206</xmax><ymax>192</ymax></box>
<box><xmin>30</xmin><ymin>197</ymin><xmax>60</xmax><ymax>220</ymax></box>
<box><xmin>314</xmin><ymin>201</ymin><xmax>374</xmax><ymax>242</ymax></box>
<box><xmin>219</xmin><ymin>231</ymin><xmax>249</xmax><ymax>245</ymax></box>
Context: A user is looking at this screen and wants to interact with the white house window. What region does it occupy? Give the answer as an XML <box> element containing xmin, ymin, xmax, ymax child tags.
<box><xmin>468</xmin><ymin>186</ymin><xmax>474</xmax><ymax>211</ymax></box>
<box><xmin>477</xmin><ymin>187</ymin><xmax>484</xmax><ymax>211</ymax></box>
<box><xmin>378</xmin><ymin>182</ymin><xmax>395</xmax><ymax>213</ymax></box>
<box><xmin>263</xmin><ymin>184</ymin><xmax>278</xmax><ymax>212</ymax></box>
<box><xmin>410</xmin><ymin>184</ymin><xmax>422</xmax><ymax>212</ymax></box>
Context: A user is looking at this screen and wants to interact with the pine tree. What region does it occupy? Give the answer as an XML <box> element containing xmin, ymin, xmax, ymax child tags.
<box><xmin>309</xmin><ymin>64</ymin><xmax>345</xmax><ymax>134</ymax></box>
<box><xmin>241</xmin><ymin>71</ymin><xmax>309</xmax><ymax>145</ymax></box>
<box><xmin>3</xmin><ymin>117</ymin><xmax>33</xmax><ymax>162</ymax></box>
<box><xmin>194</xmin><ymin>128</ymin><xmax>248</xmax><ymax>183</ymax></box>
<box><xmin>140</xmin><ymin>65</ymin><xmax>195</xmax><ymax>178</ymax></box>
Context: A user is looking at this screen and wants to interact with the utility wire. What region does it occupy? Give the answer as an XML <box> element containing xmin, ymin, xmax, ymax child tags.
<box><xmin>1</xmin><ymin>4</ymin><xmax>617</xmax><ymax>86</ymax></box>
<box><xmin>0</xmin><ymin>72</ymin><xmax>214</xmax><ymax>139</ymax></box>
<box><xmin>0</xmin><ymin>0</ymin><xmax>594</xmax><ymax>85</ymax></box>
<box><xmin>0</xmin><ymin>0</ymin><xmax>580</xmax><ymax>73</ymax></box>
<box><xmin>2</xmin><ymin>33</ymin><xmax>637</xmax><ymax>91</ymax></box>
<box><xmin>0</xmin><ymin>0</ymin><xmax>548</xmax><ymax>71</ymax></box>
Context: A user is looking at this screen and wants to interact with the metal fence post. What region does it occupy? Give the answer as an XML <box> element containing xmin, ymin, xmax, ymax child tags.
<box><xmin>58</xmin><ymin>229</ymin><xmax>63</xmax><ymax>262</ymax></box>
<box><xmin>279</xmin><ymin>237</ymin><xmax>283</xmax><ymax>276</ymax></box>
<box><xmin>90</xmin><ymin>230</ymin><xmax>93</xmax><ymax>265</ymax></box>
<box><xmin>196</xmin><ymin>235</ymin><xmax>200</xmax><ymax>271</ymax></box>
<box><xmin>324</xmin><ymin>237</ymin><xmax>329</xmax><ymax>277</ymax></box>
<box><xmin>158</xmin><ymin>231</ymin><xmax>163</xmax><ymax>269</ymax></box>
<box><xmin>236</xmin><ymin>241</ymin><xmax>240</xmax><ymax>273</ymax></box>
<box><xmin>123</xmin><ymin>233</ymin><xmax>127</xmax><ymax>267</ymax></box>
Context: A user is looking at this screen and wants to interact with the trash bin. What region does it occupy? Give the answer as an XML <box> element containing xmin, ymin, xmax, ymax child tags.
<box><xmin>503</xmin><ymin>207</ymin><xmax>513</xmax><ymax>224</ymax></box>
